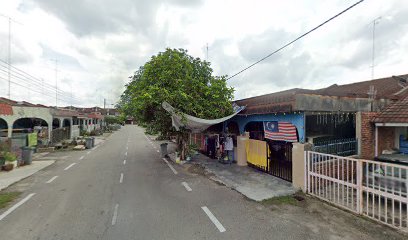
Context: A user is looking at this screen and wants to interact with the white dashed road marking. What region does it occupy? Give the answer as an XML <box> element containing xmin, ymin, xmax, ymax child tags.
<box><xmin>201</xmin><ymin>206</ymin><xmax>226</xmax><ymax>233</ymax></box>
<box><xmin>181</xmin><ymin>182</ymin><xmax>192</xmax><ymax>192</ymax></box>
<box><xmin>111</xmin><ymin>204</ymin><xmax>119</xmax><ymax>225</ymax></box>
<box><xmin>0</xmin><ymin>193</ymin><xmax>36</xmax><ymax>221</ymax></box>
<box><xmin>120</xmin><ymin>173</ymin><xmax>124</xmax><ymax>183</ymax></box>
<box><xmin>125</xmin><ymin>152</ymin><xmax>127</xmax><ymax>156</ymax></box>
<box><xmin>86</xmin><ymin>151</ymin><xmax>91</xmax><ymax>155</ymax></box>
<box><xmin>64</xmin><ymin>163</ymin><xmax>77</xmax><ymax>171</ymax></box>
<box><xmin>156</xmin><ymin>150</ymin><xmax>160</xmax><ymax>153</ymax></box>
<box><xmin>46</xmin><ymin>176</ymin><xmax>58</xmax><ymax>183</ymax></box>
<box><xmin>123</xmin><ymin>159</ymin><xmax>126</xmax><ymax>165</ymax></box>
<box><xmin>162</xmin><ymin>158</ymin><xmax>178</xmax><ymax>175</ymax></box>
<box><xmin>79</xmin><ymin>156</ymin><xmax>84</xmax><ymax>160</ymax></box>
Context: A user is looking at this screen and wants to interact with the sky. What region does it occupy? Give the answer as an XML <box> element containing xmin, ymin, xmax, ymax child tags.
<box><xmin>0</xmin><ymin>0</ymin><xmax>407</xmax><ymax>107</ymax></box>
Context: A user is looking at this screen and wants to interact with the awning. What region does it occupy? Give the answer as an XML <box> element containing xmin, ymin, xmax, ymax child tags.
<box><xmin>162</xmin><ymin>102</ymin><xmax>245</xmax><ymax>133</ymax></box>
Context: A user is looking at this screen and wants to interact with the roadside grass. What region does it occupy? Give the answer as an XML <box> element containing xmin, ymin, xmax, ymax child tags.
<box><xmin>0</xmin><ymin>192</ymin><xmax>21</xmax><ymax>209</ymax></box>
<box><xmin>262</xmin><ymin>191</ymin><xmax>305</xmax><ymax>206</ymax></box>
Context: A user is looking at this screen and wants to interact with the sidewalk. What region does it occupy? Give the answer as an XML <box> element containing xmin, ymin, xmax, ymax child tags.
<box><xmin>168</xmin><ymin>149</ymin><xmax>296</xmax><ymax>201</ymax></box>
<box><xmin>146</xmin><ymin>133</ymin><xmax>296</xmax><ymax>201</ymax></box>
<box><xmin>0</xmin><ymin>161</ymin><xmax>54</xmax><ymax>191</ymax></box>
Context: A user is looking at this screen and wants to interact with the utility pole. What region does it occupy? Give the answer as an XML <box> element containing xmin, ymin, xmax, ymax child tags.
<box><xmin>0</xmin><ymin>14</ymin><xmax>22</xmax><ymax>99</ymax></box>
<box><xmin>70</xmin><ymin>84</ymin><xmax>73</xmax><ymax>110</ymax></box>
<box><xmin>50</xmin><ymin>59</ymin><xmax>58</xmax><ymax>108</ymax></box>
<box><xmin>104</xmin><ymin>98</ymin><xmax>106</xmax><ymax>109</ymax></box>
<box><xmin>7</xmin><ymin>17</ymin><xmax>10</xmax><ymax>99</ymax></box>
<box><xmin>371</xmin><ymin>16</ymin><xmax>381</xmax><ymax>80</ymax></box>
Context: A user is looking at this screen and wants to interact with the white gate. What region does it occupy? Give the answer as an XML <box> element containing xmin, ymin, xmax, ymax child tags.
<box><xmin>306</xmin><ymin>151</ymin><xmax>408</xmax><ymax>231</ymax></box>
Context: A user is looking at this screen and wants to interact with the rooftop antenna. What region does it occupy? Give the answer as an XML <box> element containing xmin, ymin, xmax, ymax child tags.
<box><xmin>368</xmin><ymin>85</ymin><xmax>377</xmax><ymax>111</ymax></box>
<box><xmin>0</xmin><ymin>13</ymin><xmax>23</xmax><ymax>99</ymax></box>
<box><xmin>206</xmin><ymin>43</ymin><xmax>209</xmax><ymax>61</ymax></box>
<box><xmin>371</xmin><ymin>16</ymin><xmax>381</xmax><ymax>79</ymax></box>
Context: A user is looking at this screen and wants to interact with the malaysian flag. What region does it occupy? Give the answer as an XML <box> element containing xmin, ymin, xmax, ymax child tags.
<box><xmin>263</xmin><ymin>121</ymin><xmax>298</xmax><ymax>142</ymax></box>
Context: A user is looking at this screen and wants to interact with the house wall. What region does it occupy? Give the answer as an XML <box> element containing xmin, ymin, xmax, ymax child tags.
<box><xmin>225</xmin><ymin>112</ymin><xmax>305</xmax><ymax>143</ymax></box>
<box><xmin>0</xmin><ymin>106</ymin><xmax>53</xmax><ymax>138</ymax></box>
<box><xmin>377</xmin><ymin>127</ymin><xmax>396</xmax><ymax>154</ymax></box>
<box><xmin>359</xmin><ymin>112</ymin><xmax>379</xmax><ymax>159</ymax></box>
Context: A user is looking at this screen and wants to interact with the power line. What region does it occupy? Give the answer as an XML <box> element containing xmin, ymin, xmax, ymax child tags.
<box><xmin>0</xmin><ymin>60</ymin><xmax>70</xmax><ymax>95</ymax></box>
<box><xmin>0</xmin><ymin>60</ymin><xmax>82</xmax><ymax>103</ymax></box>
<box><xmin>0</xmin><ymin>67</ymin><xmax>81</xmax><ymax>103</ymax></box>
<box><xmin>0</xmin><ymin>13</ymin><xmax>23</xmax><ymax>99</ymax></box>
<box><xmin>226</xmin><ymin>0</ymin><xmax>365</xmax><ymax>81</ymax></box>
<box><xmin>0</xmin><ymin>68</ymin><xmax>81</xmax><ymax>104</ymax></box>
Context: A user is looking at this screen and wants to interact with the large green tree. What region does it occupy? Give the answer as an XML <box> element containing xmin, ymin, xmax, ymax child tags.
<box><xmin>118</xmin><ymin>48</ymin><xmax>234</xmax><ymax>159</ymax></box>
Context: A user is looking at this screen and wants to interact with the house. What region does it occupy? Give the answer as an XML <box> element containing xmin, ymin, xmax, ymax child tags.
<box><xmin>0</xmin><ymin>98</ymin><xmax>52</xmax><ymax>140</ymax></box>
<box><xmin>371</xmin><ymin>96</ymin><xmax>408</xmax><ymax>165</ymax></box>
<box><xmin>199</xmin><ymin>74</ymin><xmax>408</xmax><ymax>182</ymax></box>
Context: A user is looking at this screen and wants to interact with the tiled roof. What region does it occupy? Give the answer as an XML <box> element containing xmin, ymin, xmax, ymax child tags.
<box><xmin>373</xmin><ymin>96</ymin><xmax>408</xmax><ymax>123</ymax></box>
<box><xmin>88</xmin><ymin>113</ymin><xmax>104</xmax><ymax>119</ymax></box>
<box><xmin>235</xmin><ymin>74</ymin><xmax>408</xmax><ymax>115</ymax></box>
<box><xmin>0</xmin><ymin>97</ymin><xmax>49</xmax><ymax>108</ymax></box>
<box><xmin>52</xmin><ymin>109</ymin><xmax>80</xmax><ymax>117</ymax></box>
<box><xmin>313</xmin><ymin>74</ymin><xmax>408</xmax><ymax>99</ymax></box>
<box><xmin>0</xmin><ymin>103</ymin><xmax>13</xmax><ymax>115</ymax></box>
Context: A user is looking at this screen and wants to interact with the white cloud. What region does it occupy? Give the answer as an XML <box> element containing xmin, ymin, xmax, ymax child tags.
<box><xmin>0</xmin><ymin>0</ymin><xmax>407</xmax><ymax>107</ymax></box>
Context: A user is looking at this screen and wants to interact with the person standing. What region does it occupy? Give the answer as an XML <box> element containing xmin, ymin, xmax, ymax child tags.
<box><xmin>225</xmin><ymin>135</ymin><xmax>234</xmax><ymax>164</ymax></box>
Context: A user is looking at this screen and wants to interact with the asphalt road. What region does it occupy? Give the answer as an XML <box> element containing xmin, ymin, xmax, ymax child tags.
<box><xmin>0</xmin><ymin>125</ymin><xmax>405</xmax><ymax>240</ymax></box>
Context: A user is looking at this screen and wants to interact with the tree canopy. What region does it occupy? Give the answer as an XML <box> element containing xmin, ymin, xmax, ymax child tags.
<box><xmin>118</xmin><ymin>48</ymin><xmax>234</xmax><ymax>138</ymax></box>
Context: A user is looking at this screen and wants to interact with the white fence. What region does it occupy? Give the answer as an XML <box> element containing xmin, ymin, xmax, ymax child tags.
<box><xmin>306</xmin><ymin>151</ymin><xmax>408</xmax><ymax>231</ymax></box>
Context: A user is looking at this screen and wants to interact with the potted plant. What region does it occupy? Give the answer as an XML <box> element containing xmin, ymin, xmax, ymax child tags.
<box><xmin>2</xmin><ymin>151</ymin><xmax>17</xmax><ymax>171</ymax></box>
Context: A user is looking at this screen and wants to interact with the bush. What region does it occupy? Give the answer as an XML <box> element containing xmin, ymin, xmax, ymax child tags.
<box><xmin>3</xmin><ymin>152</ymin><xmax>17</xmax><ymax>162</ymax></box>
<box><xmin>80</xmin><ymin>130</ymin><xmax>88</xmax><ymax>137</ymax></box>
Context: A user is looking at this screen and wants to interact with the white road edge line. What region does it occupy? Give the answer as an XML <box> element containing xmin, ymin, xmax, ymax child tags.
<box><xmin>162</xmin><ymin>158</ymin><xmax>178</xmax><ymax>175</ymax></box>
<box><xmin>46</xmin><ymin>176</ymin><xmax>58</xmax><ymax>183</ymax></box>
<box><xmin>201</xmin><ymin>206</ymin><xmax>226</xmax><ymax>233</ymax></box>
<box><xmin>123</xmin><ymin>159</ymin><xmax>126</xmax><ymax>165</ymax></box>
<box><xmin>111</xmin><ymin>204</ymin><xmax>119</xmax><ymax>225</ymax></box>
<box><xmin>120</xmin><ymin>173</ymin><xmax>124</xmax><ymax>183</ymax></box>
<box><xmin>181</xmin><ymin>182</ymin><xmax>192</xmax><ymax>192</ymax></box>
<box><xmin>64</xmin><ymin>163</ymin><xmax>77</xmax><ymax>171</ymax></box>
<box><xmin>0</xmin><ymin>193</ymin><xmax>36</xmax><ymax>221</ymax></box>
<box><xmin>79</xmin><ymin>156</ymin><xmax>84</xmax><ymax>160</ymax></box>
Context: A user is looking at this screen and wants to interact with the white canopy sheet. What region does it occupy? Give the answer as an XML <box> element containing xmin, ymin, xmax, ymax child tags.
<box><xmin>162</xmin><ymin>102</ymin><xmax>244</xmax><ymax>133</ymax></box>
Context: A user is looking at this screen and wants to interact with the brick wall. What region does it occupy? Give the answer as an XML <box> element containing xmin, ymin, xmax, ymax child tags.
<box><xmin>377</xmin><ymin>127</ymin><xmax>395</xmax><ymax>154</ymax></box>
<box><xmin>360</xmin><ymin>112</ymin><xmax>379</xmax><ymax>159</ymax></box>
<box><xmin>359</xmin><ymin>112</ymin><xmax>396</xmax><ymax>159</ymax></box>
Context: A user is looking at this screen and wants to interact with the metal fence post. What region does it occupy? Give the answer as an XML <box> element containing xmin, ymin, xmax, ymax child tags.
<box><xmin>356</xmin><ymin>160</ymin><xmax>363</xmax><ymax>214</ymax></box>
<box><xmin>306</xmin><ymin>151</ymin><xmax>310</xmax><ymax>193</ymax></box>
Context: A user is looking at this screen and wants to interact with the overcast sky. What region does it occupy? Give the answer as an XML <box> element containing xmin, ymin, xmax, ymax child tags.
<box><xmin>0</xmin><ymin>0</ymin><xmax>407</xmax><ymax>107</ymax></box>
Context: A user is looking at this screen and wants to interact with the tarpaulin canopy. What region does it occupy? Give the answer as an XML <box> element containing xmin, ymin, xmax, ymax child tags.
<box><xmin>162</xmin><ymin>102</ymin><xmax>245</xmax><ymax>133</ymax></box>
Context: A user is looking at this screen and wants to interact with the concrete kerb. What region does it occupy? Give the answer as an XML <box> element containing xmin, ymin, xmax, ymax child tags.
<box><xmin>0</xmin><ymin>160</ymin><xmax>55</xmax><ymax>192</ymax></box>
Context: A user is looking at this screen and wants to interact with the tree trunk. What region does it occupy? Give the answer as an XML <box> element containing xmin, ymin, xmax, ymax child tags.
<box><xmin>176</xmin><ymin>131</ymin><xmax>189</xmax><ymax>161</ymax></box>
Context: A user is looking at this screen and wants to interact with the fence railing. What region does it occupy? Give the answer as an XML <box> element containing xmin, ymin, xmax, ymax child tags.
<box><xmin>306</xmin><ymin>151</ymin><xmax>408</xmax><ymax>231</ymax></box>
<box><xmin>51</xmin><ymin>127</ymin><xmax>70</xmax><ymax>143</ymax></box>
<box><xmin>312</xmin><ymin>138</ymin><xmax>357</xmax><ymax>156</ymax></box>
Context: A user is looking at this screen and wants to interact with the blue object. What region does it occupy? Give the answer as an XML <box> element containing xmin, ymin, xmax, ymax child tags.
<box><xmin>399</xmin><ymin>135</ymin><xmax>408</xmax><ymax>154</ymax></box>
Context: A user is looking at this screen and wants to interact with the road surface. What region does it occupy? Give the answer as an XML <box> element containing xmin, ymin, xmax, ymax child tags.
<box><xmin>0</xmin><ymin>125</ymin><xmax>405</xmax><ymax>240</ymax></box>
